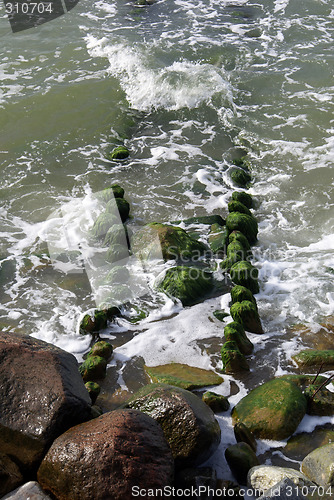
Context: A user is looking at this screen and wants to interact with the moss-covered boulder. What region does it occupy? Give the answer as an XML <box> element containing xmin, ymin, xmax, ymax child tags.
<box><xmin>304</xmin><ymin>384</ymin><xmax>334</xmax><ymax>416</ymax></box>
<box><xmin>123</xmin><ymin>383</ymin><xmax>221</xmax><ymax>467</ymax></box>
<box><xmin>103</xmin><ymin>224</ymin><xmax>129</xmax><ymax>248</ymax></box>
<box><xmin>224</xmin><ymin>321</ymin><xmax>254</xmax><ymax>355</ymax></box>
<box><xmin>85</xmin><ymin>381</ymin><xmax>101</xmax><ymax>405</ymax></box>
<box><xmin>97</xmin><ymin>184</ymin><xmax>125</xmax><ymax>203</ymax></box>
<box><xmin>106</xmin><ymin>243</ymin><xmax>129</xmax><ymax>264</ymax></box>
<box><xmin>284</xmin><ymin>428</ymin><xmax>334</xmax><ymax>462</ymax></box>
<box><xmin>230</xmin><ymin>261</ymin><xmax>260</xmax><ymax>294</ymax></box>
<box><xmin>225</xmin><ymin>442</ymin><xmax>259</xmax><ymax>485</ymax></box>
<box><xmin>231</xmin><ymin>285</ymin><xmax>257</xmax><ymax>306</ymax></box>
<box><xmin>208</xmin><ymin>224</ymin><xmax>229</xmax><ymax>255</ymax></box>
<box><xmin>79</xmin><ymin>356</ymin><xmax>107</xmax><ymax>382</ymax></box>
<box><xmin>234</xmin><ymin>422</ymin><xmax>257</xmax><ymax>452</ymax></box>
<box><xmin>132</xmin><ymin>223</ymin><xmax>207</xmax><ymax>262</ymax></box>
<box><xmin>230</xmin><ymin>168</ymin><xmax>252</xmax><ymax>188</ymax></box>
<box><xmin>231</xmin><ymin>191</ymin><xmax>253</xmax><ymax>209</ymax></box>
<box><xmin>230</xmin><ymin>300</ymin><xmax>263</xmax><ymax>334</ymax></box>
<box><xmin>278</xmin><ymin>374</ymin><xmax>329</xmax><ymax>392</ymax></box>
<box><xmin>302</xmin><ymin>443</ymin><xmax>334</xmax><ymax>486</ymax></box>
<box><xmin>157</xmin><ymin>266</ymin><xmax>213</xmax><ymax>306</ymax></box>
<box><xmin>292</xmin><ymin>350</ymin><xmax>334</xmax><ymax>372</ymax></box>
<box><xmin>105</xmin><ymin>265</ymin><xmax>130</xmax><ymax>284</ymax></box>
<box><xmin>228</xmin><ymin>230</ymin><xmax>251</xmax><ymax>251</ymax></box>
<box><xmin>172</xmin><ymin>215</ymin><xmax>225</xmax><ymax>226</ymax></box>
<box><xmin>226</xmin><ymin>213</ymin><xmax>258</xmax><ymax>244</ymax></box>
<box><xmin>79</xmin><ymin>310</ymin><xmax>108</xmax><ymax>335</ymax></box>
<box><xmin>88</xmin><ymin>341</ymin><xmax>113</xmax><ymax>362</ymax></box>
<box><xmin>231</xmin><ymin>379</ymin><xmax>307</xmax><ymax>440</ymax></box>
<box><xmin>228</xmin><ymin>200</ymin><xmax>252</xmax><ymax>217</ymax></box>
<box><xmin>144</xmin><ymin>363</ymin><xmax>223</xmax><ymax>391</ymax></box>
<box><xmin>91</xmin><ymin>213</ymin><xmax>118</xmax><ymax>239</ymax></box>
<box><xmin>221</xmin><ymin>341</ymin><xmax>250</xmax><ymax>374</ymax></box>
<box><xmin>202</xmin><ymin>391</ymin><xmax>230</xmax><ymax>412</ymax></box>
<box><xmin>105</xmin><ymin>197</ymin><xmax>130</xmax><ymax>223</ymax></box>
<box><xmin>107</xmin><ymin>145</ymin><xmax>129</xmax><ymax>160</ymax></box>
<box><xmin>213</xmin><ymin>309</ymin><xmax>229</xmax><ymax>322</ymax></box>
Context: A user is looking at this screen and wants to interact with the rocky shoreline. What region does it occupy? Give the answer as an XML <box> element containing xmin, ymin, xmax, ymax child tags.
<box><xmin>1</xmin><ymin>149</ymin><xmax>334</xmax><ymax>499</ymax></box>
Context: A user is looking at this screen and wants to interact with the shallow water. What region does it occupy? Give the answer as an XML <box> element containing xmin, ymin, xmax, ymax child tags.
<box><xmin>0</xmin><ymin>0</ymin><xmax>333</xmax><ymax>483</ymax></box>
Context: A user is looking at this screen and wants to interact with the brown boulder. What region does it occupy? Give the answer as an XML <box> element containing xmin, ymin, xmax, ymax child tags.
<box><xmin>0</xmin><ymin>331</ymin><xmax>91</xmax><ymax>474</ymax></box>
<box><xmin>0</xmin><ymin>453</ymin><xmax>23</xmax><ymax>497</ymax></box>
<box><xmin>37</xmin><ymin>409</ymin><xmax>174</xmax><ymax>500</ymax></box>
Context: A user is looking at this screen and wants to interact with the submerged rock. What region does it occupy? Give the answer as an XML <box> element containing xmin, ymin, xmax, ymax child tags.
<box><xmin>106</xmin><ymin>145</ymin><xmax>130</xmax><ymax>160</ymax></box>
<box><xmin>231</xmin><ymin>191</ymin><xmax>253</xmax><ymax>209</ymax></box>
<box><xmin>301</xmin><ymin>443</ymin><xmax>334</xmax><ymax>486</ymax></box>
<box><xmin>202</xmin><ymin>391</ymin><xmax>230</xmax><ymax>412</ymax></box>
<box><xmin>292</xmin><ymin>349</ymin><xmax>334</xmax><ymax>371</ymax></box>
<box><xmin>224</xmin><ymin>321</ymin><xmax>254</xmax><ymax>355</ymax></box>
<box><xmin>157</xmin><ymin>265</ymin><xmax>214</xmax><ymax>306</ymax></box>
<box><xmin>221</xmin><ymin>341</ymin><xmax>250</xmax><ymax>374</ymax></box>
<box><xmin>231</xmin><ymin>168</ymin><xmax>252</xmax><ymax>187</ymax></box>
<box><xmin>230</xmin><ymin>300</ymin><xmax>263</xmax><ymax>334</ymax></box>
<box><xmin>232</xmin><ymin>378</ymin><xmax>307</xmax><ymax>440</ymax></box>
<box><xmin>0</xmin><ymin>332</ymin><xmax>91</xmax><ymax>475</ymax></box>
<box><xmin>144</xmin><ymin>363</ymin><xmax>223</xmax><ymax>390</ymax></box>
<box><xmin>97</xmin><ymin>184</ymin><xmax>125</xmax><ymax>203</ymax></box>
<box><xmin>123</xmin><ymin>383</ymin><xmax>221</xmax><ymax>467</ymax></box>
<box><xmin>37</xmin><ymin>409</ymin><xmax>174</xmax><ymax>500</ymax></box>
<box><xmin>230</xmin><ymin>260</ymin><xmax>260</xmax><ymax>294</ymax></box>
<box><xmin>79</xmin><ymin>310</ymin><xmax>108</xmax><ymax>335</ymax></box>
<box><xmin>226</xmin><ymin>213</ymin><xmax>258</xmax><ymax>244</ymax></box>
<box><xmin>225</xmin><ymin>442</ymin><xmax>259</xmax><ymax>485</ymax></box>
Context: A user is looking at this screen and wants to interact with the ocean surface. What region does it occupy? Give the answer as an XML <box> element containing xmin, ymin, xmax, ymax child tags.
<box><xmin>0</xmin><ymin>0</ymin><xmax>333</xmax><ymax>482</ymax></box>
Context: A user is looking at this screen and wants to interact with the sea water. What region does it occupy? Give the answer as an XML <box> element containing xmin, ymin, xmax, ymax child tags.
<box><xmin>0</xmin><ymin>0</ymin><xmax>333</xmax><ymax>483</ymax></box>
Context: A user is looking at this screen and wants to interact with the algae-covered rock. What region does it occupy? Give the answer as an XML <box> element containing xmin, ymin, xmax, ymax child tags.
<box><xmin>225</xmin><ymin>442</ymin><xmax>259</xmax><ymax>485</ymax></box>
<box><xmin>228</xmin><ymin>230</ymin><xmax>251</xmax><ymax>251</ymax></box>
<box><xmin>132</xmin><ymin>223</ymin><xmax>207</xmax><ymax>262</ymax></box>
<box><xmin>144</xmin><ymin>363</ymin><xmax>223</xmax><ymax>390</ymax></box>
<box><xmin>230</xmin><ymin>300</ymin><xmax>263</xmax><ymax>334</ymax></box>
<box><xmin>106</xmin><ymin>197</ymin><xmax>130</xmax><ymax>223</ymax></box>
<box><xmin>228</xmin><ymin>200</ymin><xmax>252</xmax><ymax>217</ymax></box>
<box><xmin>105</xmin><ymin>265</ymin><xmax>130</xmax><ymax>284</ymax></box>
<box><xmin>234</xmin><ymin>422</ymin><xmax>257</xmax><ymax>452</ymax></box>
<box><xmin>106</xmin><ymin>243</ymin><xmax>130</xmax><ymax>264</ymax></box>
<box><xmin>224</xmin><ymin>321</ymin><xmax>254</xmax><ymax>355</ymax></box>
<box><xmin>85</xmin><ymin>381</ymin><xmax>101</xmax><ymax>405</ymax></box>
<box><xmin>231</xmin><ymin>285</ymin><xmax>257</xmax><ymax>306</ymax></box>
<box><xmin>79</xmin><ymin>310</ymin><xmax>108</xmax><ymax>335</ymax></box>
<box><xmin>88</xmin><ymin>341</ymin><xmax>113</xmax><ymax>361</ymax></box>
<box><xmin>284</xmin><ymin>428</ymin><xmax>334</xmax><ymax>462</ymax></box>
<box><xmin>231</xmin><ymin>191</ymin><xmax>253</xmax><ymax>209</ymax></box>
<box><xmin>213</xmin><ymin>309</ymin><xmax>229</xmax><ymax>322</ymax></box>
<box><xmin>103</xmin><ymin>224</ymin><xmax>129</xmax><ymax>248</ymax></box>
<box><xmin>226</xmin><ymin>213</ymin><xmax>258</xmax><ymax>244</ymax></box>
<box><xmin>172</xmin><ymin>215</ymin><xmax>225</xmax><ymax>226</ymax></box>
<box><xmin>302</xmin><ymin>444</ymin><xmax>334</xmax><ymax>486</ymax></box>
<box><xmin>221</xmin><ymin>341</ymin><xmax>250</xmax><ymax>374</ymax></box>
<box><xmin>79</xmin><ymin>356</ymin><xmax>107</xmax><ymax>382</ymax></box>
<box><xmin>202</xmin><ymin>391</ymin><xmax>230</xmax><ymax>412</ymax></box>
<box><xmin>231</xmin><ymin>168</ymin><xmax>252</xmax><ymax>188</ymax></box>
<box><xmin>124</xmin><ymin>383</ymin><xmax>221</xmax><ymax>467</ymax></box>
<box><xmin>230</xmin><ymin>261</ymin><xmax>260</xmax><ymax>294</ymax></box>
<box><xmin>278</xmin><ymin>374</ymin><xmax>329</xmax><ymax>392</ymax></box>
<box><xmin>157</xmin><ymin>266</ymin><xmax>213</xmax><ymax>306</ymax></box>
<box><xmin>91</xmin><ymin>213</ymin><xmax>118</xmax><ymax>239</ymax></box>
<box><xmin>232</xmin><ymin>379</ymin><xmax>307</xmax><ymax>440</ymax></box>
<box><xmin>304</xmin><ymin>384</ymin><xmax>334</xmax><ymax>416</ymax></box>
<box><xmin>97</xmin><ymin>184</ymin><xmax>125</xmax><ymax>203</ymax></box>
<box><xmin>208</xmin><ymin>224</ymin><xmax>229</xmax><ymax>255</ymax></box>
<box><xmin>107</xmin><ymin>145</ymin><xmax>129</xmax><ymax>160</ymax></box>
<box><xmin>292</xmin><ymin>350</ymin><xmax>334</xmax><ymax>372</ymax></box>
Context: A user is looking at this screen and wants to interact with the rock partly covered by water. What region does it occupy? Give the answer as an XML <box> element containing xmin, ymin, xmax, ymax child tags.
<box><xmin>38</xmin><ymin>409</ymin><xmax>173</xmax><ymax>500</ymax></box>
<box><xmin>224</xmin><ymin>321</ymin><xmax>254</xmax><ymax>355</ymax></box>
<box><xmin>226</xmin><ymin>212</ymin><xmax>258</xmax><ymax>244</ymax></box>
<box><xmin>232</xmin><ymin>378</ymin><xmax>307</xmax><ymax>439</ymax></box>
<box><xmin>221</xmin><ymin>341</ymin><xmax>250</xmax><ymax>374</ymax></box>
<box><xmin>292</xmin><ymin>349</ymin><xmax>334</xmax><ymax>371</ymax></box>
<box><xmin>230</xmin><ymin>260</ymin><xmax>260</xmax><ymax>294</ymax></box>
<box><xmin>0</xmin><ymin>331</ymin><xmax>91</xmax><ymax>475</ymax></box>
<box><xmin>144</xmin><ymin>363</ymin><xmax>223</xmax><ymax>390</ymax></box>
<box><xmin>301</xmin><ymin>443</ymin><xmax>334</xmax><ymax>486</ymax></box>
<box><xmin>123</xmin><ymin>383</ymin><xmax>221</xmax><ymax>467</ymax></box>
<box><xmin>225</xmin><ymin>442</ymin><xmax>259</xmax><ymax>485</ymax></box>
<box><xmin>230</xmin><ymin>300</ymin><xmax>263</xmax><ymax>334</ymax></box>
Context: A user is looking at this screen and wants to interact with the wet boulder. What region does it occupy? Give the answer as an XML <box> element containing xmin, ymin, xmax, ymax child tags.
<box><xmin>221</xmin><ymin>341</ymin><xmax>250</xmax><ymax>374</ymax></box>
<box><xmin>231</xmin><ymin>191</ymin><xmax>253</xmax><ymax>209</ymax></box>
<box><xmin>88</xmin><ymin>340</ymin><xmax>113</xmax><ymax>361</ymax></box>
<box><xmin>228</xmin><ymin>200</ymin><xmax>252</xmax><ymax>217</ymax></box>
<box><xmin>228</xmin><ymin>230</ymin><xmax>251</xmax><ymax>251</ymax></box>
<box><xmin>0</xmin><ymin>332</ymin><xmax>91</xmax><ymax>474</ymax></box>
<box><xmin>97</xmin><ymin>184</ymin><xmax>125</xmax><ymax>203</ymax></box>
<box><xmin>230</xmin><ymin>300</ymin><xmax>263</xmax><ymax>334</ymax></box>
<box><xmin>107</xmin><ymin>145</ymin><xmax>130</xmax><ymax>160</ymax></box>
<box><xmin>226</xmin><ymin>213</ymin><xmax>258</xmax><ymax>244</ymax></box>
<box><xmin>304</xmin><ymin>384</ymin><xmax>334</xmax><ymax>416</ymax></box>
<box><xmin>225</xmin><ymin>442</ymin><xmax>259</xmax><ymax>485</ymax></box>
<box><xmin>292</xmin><ymin>349</ymin><xmax>334</xmax><ymax>372</ymax></box>
<box><xmin>208</xmin><ymin>224</ymin><xmax>229</xmax><ymax>255</ymax></box>
<box><xmin>231</xmin><ymin>285</ymin><xmax>257</xmax><ymax>306</ymax></box>
<box><xmin>123</xmin><ymin>383</ymin><xmax>221</xmax><ymax>467</ymax></box>
<box><xmin>224</xmin><ymin>321</ymin><xmax>254</xmax><ymax>355</ymax></box>
<box><xmin>0</xmin><ymin>453</ymin><xmax>23</xmax><ymax>497</ymax></box>
<box><xmin>79</xmin><ymin>309</ymin><xmax>108</xmax><ymax>335</ymax></box>
<box><xmin>37</xmin><ymin>409</ymin><xmax>174</xmax><ymax>500</ymax></box>
<box><xmin>202</xmin><ymin>391</ymin><xmax>230</xmax><ymax>412</ymax></box>
<box><xmin>232</xmin><ymin>378</ymin><xmax>307</xmax><ymax>440</ymax></box>
<box><xmin>230</xmin><ymin>260</ymin><xmax>260</xmax><ymax>294</ymax></box>
<box><xmin>157</xmin><ymin>265</ymin><xmax>214</xmax><ymax>306</ymax></box>
<box><xmin>234</xmin><ymin>422</ymin><xmax>257</xmax><ymax>452</ymax></box>
<box><xmin>144</xmin><ymin>363</ymin><xmax>223</xmax><ymax>390</ymax></box>
<box><xmin>84</xmin><ymin>382</ymin><xmax>101</xmax><ymax>405</ymax></box>
<box><xmin>230</xmin><ymin>168</ymin><xmax>251</xmax><ymax>188</ymax></box>
<box><xmin>79</xmin><ymin>355</ymin><xmax>107</xmax><ymax>382</ymax></box>
<box><xmin>301</xmin><ymin>443</ymin><xmax>334</xmax><ymax>486</ymax></box>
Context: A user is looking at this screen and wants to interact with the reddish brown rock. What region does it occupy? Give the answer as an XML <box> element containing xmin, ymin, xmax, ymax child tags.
<box><xmin>0</xmin><ymin>331</ymin><xmax>91</xmax><ymax>474</ymax></box>
<box><xmin>37</xmin><ymin>409</ymin><xmax>174</xmax><ymax>500</ymax></box>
